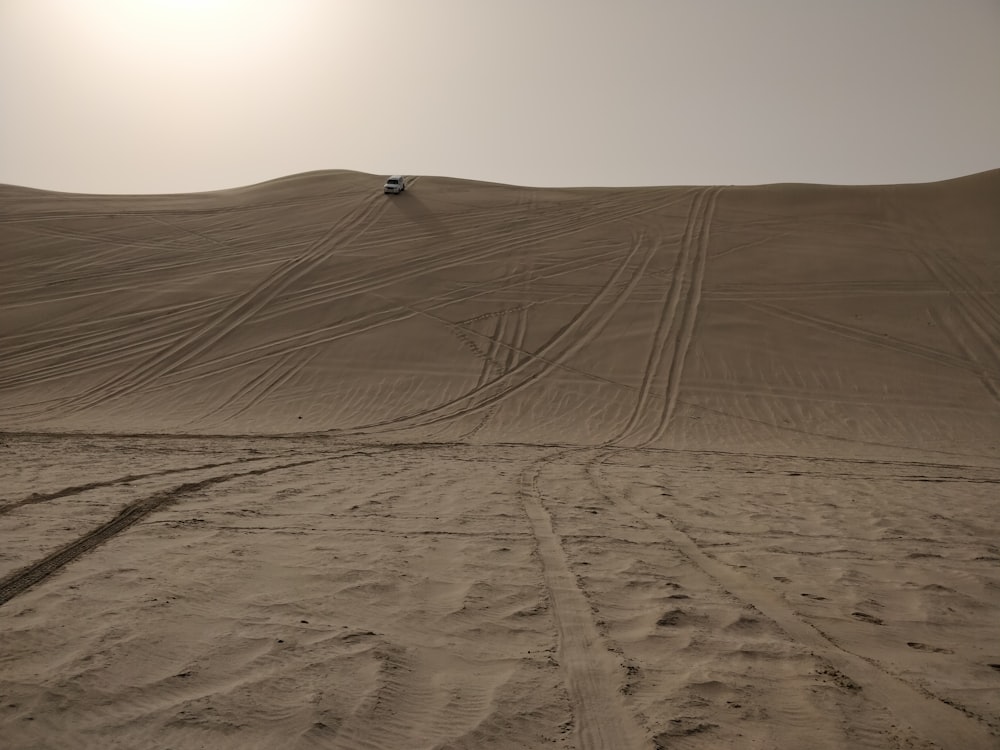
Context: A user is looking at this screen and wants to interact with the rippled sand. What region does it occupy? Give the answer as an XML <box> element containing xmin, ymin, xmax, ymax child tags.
<box><xmin>2</xmin><ymin>170</ymin><xmax>998</xmax><ymax>748</ymax></box>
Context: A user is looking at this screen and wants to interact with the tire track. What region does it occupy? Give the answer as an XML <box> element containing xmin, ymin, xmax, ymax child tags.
<box><xmin>0</xmin><ymin>330</ymin><xmax>194</xmax><ymax>392</ymax></box>
<box><xmin>191</xmin><ymin>347</ymin><xmax>319</xmax><ymax>429</ymax></box>
<box><xmin>241</xmin><ymin>188</ymin><xmax>679</xmax><ymax>322</ymax></box>
<box><xmin>749</xmin><ymin>301</ymin><xmax>997</xmax><ymax>380</ymax></box>
<box><xmin>131</xmin><ymin>191</ymin><xmax>672</xmax><ymax>394</ymax></box>
<box><xmin>460</xmin><ymin>260</ymin><xmax>534</xmax><ymax>440</ymax></box>
<box><xmin>221</xmin><ymin>348</ymin><xmax>320</xmax><ymax>425</ymax></box>
<box><xmin>624</xmin><ymin>443</ymin><xmax>1000</xmax><ymax>475</ymax></box>
<box><xmin>0</xmin><ymin>458</ymin><xmax>314</xmax><ymax>606</ymax></box>
<box><xmin>248</xmin><ymin>239</ymin><xmax>616</xmax><ymax>327</ymax></box>
<box><xmin>0</xmin><ymin>295</ymin><xmax>230</xmax><ymax>353</ymax></box>
<box><xmin>346</xmin><ymin>191</ymin><xmax>638</xmax><ymax>258</ymax></box>
<box><xmin>611</xmin><ymin>187</ymin><xmax>720</xmax><ymax>447</ymax></box>
<box><xmin>889</xmin><ymin>196</ymin><xmax>1000</xmax><ymax>409</ymax></box>
<box><xmin>0</xmin><ymin>454</ymin><xmax>275</xmax><ymax>516</ymax></box>
<box><xmin>5</xmin><ymin>187</ymin><xmax>685</xmax><ymax>409</ymax></box>
<box><xmin>13</xmin><ymin>191</ymin><xmax>652</xmax><ymax>410</ymax></box>
<box><xmin>685</xmin><ymin>379</ymin><xmax>981</xmax><ymax>411</ymax></box>
<box><xmin>920</xmin><ymin>241</ymin><xmax>1000</xmax><ymax>341</ymax></box>
<box><xmin>590</xmin><ymin>454</ymin><xmax>998</xmax><ymax>750</ymax></box>
<box><xmin>508</xmin><ymin>303</ymin><xmax>530</xmax><ymax>373</ymax></box>
<box><xmin>477</xmin><ymin>302</ymin><xmax>510</xmax><ymax>389</ymax></box>
<box><xmin>1</xmin><ymin>238</ymin><xmax>318</xmax><ymax>299</ymax></box>
<box><xmin>705</xmin><ymin>279</ymin><xmax>945</xmax><ymax>300</ymax></box>
<box><xmin>4</xmin><ymin>224</ymin><xmax>201</xmax><ymax>271</ymax></box>
<box><xmin>930</xmin><ymin>308</ymin><xmax>1000</xmax><ymax>406</ymax></box>
<box><xmin>456</xmin><ymin>310</ymin><xmax>510</xmax><ymax>440</ymax></box>
<box><xmin>519</xmin><ymin>451</ymin><xmax>645</xmax><ymax>749</ymax></box>
<box><xmin>643</xmin><ymin>187</ymin><xmax>720</xmax><ymax>446</ymax></box>
<box><xmin>4</xmin><ymin>256</ymin><xmax>526</xmax><ymax>395</ymax></box>
<box><xmin>144</xmin><ymin>213</ymin><xmax>242</xmax><ymax>252</ymax></box>
<box><xmin>449</xmin><ymin>319</ymin><xmax>501</xmax><ymax>379</ymax></box>
<box><xmin>0</xmin><ymin>299</ymin><xmax>238</xmax><ymax>390</ymax></box>
<box><xmin>0</xmin><ymin>449</ymin><xmax>386</xmax><ymax>607</ymax></box>
<box><xmin>919</xmin><ymin>254</ymin><xmax>1000</xmax><ymax>407</ymax></box>
<box><xmin>670</xmin><ymin>392</ymin><xmax>1000</xmax><ymax>463</ymax></box>
<box><xmin>0</xmin><ymin>192</ymin><xmax>341</xmax><ymax>224</ymax></box>
<box><xmin>351</xmin><ymin>229</ymin><xmax>657</xmax><ymax>435</ymax></box>
<box><xmin>4</xmin><ymin>185</ymin><xmax>690</xmax><ymax>423</ymax></box>
<box><xmin>30</xmin><ymin>194</ymin><xmax>388</xmax><ymax>416</ymax></box>
<box><xmin>709</xmin><ymin>230</ymin><xmax>792</xmax><ymax>260</ymax></box>
<box><xmin>138</xmin><ymin>249</ymin><xmax>621</xmax><ymax>399</ymax></box>
<box><xmin>0</xmin><ymin>213</ymin><xmax>329</xmax><ymax>292</ymax></box>
<box><xmin>612</xmin><ymin>190</ymin><xmax>710</xmax><ymax>445</ymax></box>
<box><xmin>132</xmin><ymin>246</ymin><xmax>626</xmax><ymax>414</ymax></box>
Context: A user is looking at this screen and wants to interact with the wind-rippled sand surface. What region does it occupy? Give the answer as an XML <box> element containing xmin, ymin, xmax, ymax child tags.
<box><xmin>1</xmin><ymin>171</ymin><xmax>999</xmax><ymax>748</ymax></box>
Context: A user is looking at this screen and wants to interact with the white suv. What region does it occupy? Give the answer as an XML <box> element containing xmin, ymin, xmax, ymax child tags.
<box><xmin>383</xmin><ymin>175</ymin><xmax>406</xmax><ymax>194</ymax></box>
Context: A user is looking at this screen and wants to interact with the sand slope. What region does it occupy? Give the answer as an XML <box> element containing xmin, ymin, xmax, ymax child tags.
<box><xmin>2</xmin><ymin>170</ymin><xmax>998</xmax><ymax>454</ymax></box>
<box><xmin>1</xmin><ymin>171</ymin><xmax>999</xmax><ymax>748</ymax></box>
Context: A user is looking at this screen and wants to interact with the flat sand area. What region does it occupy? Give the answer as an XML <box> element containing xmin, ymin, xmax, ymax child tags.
<box><xmin>1</xmin><ymin>171</ymin><xmax>999</xmax><ymax>748</ymax></box>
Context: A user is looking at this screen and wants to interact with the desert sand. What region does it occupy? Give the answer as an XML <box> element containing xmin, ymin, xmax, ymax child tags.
<box><xmin>1</xmin><ymin>169</ymin><xmax>998</xmax><ymax>749</ymax></box>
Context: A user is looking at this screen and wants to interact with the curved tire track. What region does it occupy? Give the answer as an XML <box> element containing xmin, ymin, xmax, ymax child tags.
<box><xmin>0</xmin><ymin>449</ymin><xmax>386</xmax><ymax>608</ymax></box>
<box><xmin>0</xmin><ymin>454</ymin><xmax>275</xmax><ymax>516</ymax></box>
<box><xmin>146</xmin><ymin>248</ymin><xmax>624</xmax><ymax>399</ymax></box>
<box><xmin>352</xmin><ymin>229</ymin><xmax>657</xmax><ymax>435</ymax></box>
<box><xmin>644</xmin><ymin>186</ymin><xmax>721</xmax><ymax>445</ymax></box>
<box><xmin>39</xmin><ymin>194</ymin><xmax>387</xmax><ymax>417</ymax></box>
<box><xmin>612</xmin><ymin>190</ymin><xmax>709</xmax><ymax>445</ymax></box>
<box><xmin>888</xmin><ymin>194</ymin><xmax>1000</xmax><ymax>409</ymax></box>
<box><xmin>612</xmin><ymin>187</ymin><xmax>721</xmax><ymax>447</ymax></box>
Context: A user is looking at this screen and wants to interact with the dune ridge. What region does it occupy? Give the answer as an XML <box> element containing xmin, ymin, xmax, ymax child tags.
<box><xmin>1</xmin><ymin>170</ymin><xmax>998</xmax><ymax>749</ymax></box>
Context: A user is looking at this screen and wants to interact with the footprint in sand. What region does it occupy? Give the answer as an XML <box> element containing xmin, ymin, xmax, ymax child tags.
<box><xmin>656</xmin><ymin>608</ymin><xmax>690</xmax><ymax>627</ymax></box>
<box><xmin>851</xmin><ymin>611</ymin><xmax>884</xmax><ymax>625</ymax></box>
<box><xmin>907</xmin><ymin>642</ymin><xmax>953</xmax><ymax>654</ymax></box>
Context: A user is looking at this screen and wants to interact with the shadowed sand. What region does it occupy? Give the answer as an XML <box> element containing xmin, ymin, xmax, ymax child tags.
<box><xmin>1</xmin><ymin>170</ymin><xmax>998</xmax><ymax>748</ymax></box>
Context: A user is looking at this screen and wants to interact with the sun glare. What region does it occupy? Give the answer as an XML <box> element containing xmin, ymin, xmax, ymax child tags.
<box><xmin>129</xmin><ymin>0</ymin><xmax>259</xmax><ymax>30</ymax></box>
<box><xmin>86</xmin><ymin>0</ymin><xmax>295</xmax><ymax>64</ymax></box>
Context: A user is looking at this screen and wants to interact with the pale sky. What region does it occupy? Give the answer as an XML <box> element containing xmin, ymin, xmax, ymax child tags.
<box><xmin>1</xmin><ymin>0</ymin><xmax>999</xmax><ymax>194</ymax></box>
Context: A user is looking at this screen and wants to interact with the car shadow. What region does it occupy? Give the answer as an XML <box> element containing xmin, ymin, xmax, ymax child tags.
<box><xmin>385</xmin><ymin>190</ymin><xmax>452</xmax><ymax>237</ymax></box>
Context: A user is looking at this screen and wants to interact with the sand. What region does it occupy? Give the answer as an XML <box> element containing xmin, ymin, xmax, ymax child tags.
<box><xmin>1</xmin><ymin>169</ymin><xmax>998</xmax><ymax>749</ymax></box>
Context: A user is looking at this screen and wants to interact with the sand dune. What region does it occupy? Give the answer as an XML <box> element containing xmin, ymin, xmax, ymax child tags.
<box><xmin>1</xmin><ymin>170</ymin><xmax>998</xmax><ymax>748</ymax></box>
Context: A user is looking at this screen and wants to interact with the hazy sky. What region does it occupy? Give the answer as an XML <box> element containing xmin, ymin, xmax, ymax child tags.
<box><xmin>2</xmin><ymin>0</ymin><xmax>999</xmax><ymax>193</ymax></box>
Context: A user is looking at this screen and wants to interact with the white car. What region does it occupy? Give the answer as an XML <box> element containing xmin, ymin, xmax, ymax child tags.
<box><xmin>384</xmin><ymin>175</ymin><xmax>406</xmax><ymax>194</ymax></box>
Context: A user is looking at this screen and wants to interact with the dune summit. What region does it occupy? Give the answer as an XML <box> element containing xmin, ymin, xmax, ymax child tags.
<box><xmin>1</xmin><ymin>171</ymin><xmax>999</xmax><ymax>749</ymax></box>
